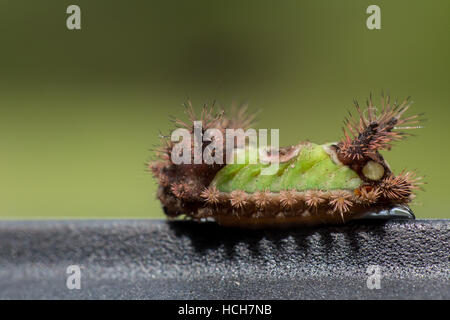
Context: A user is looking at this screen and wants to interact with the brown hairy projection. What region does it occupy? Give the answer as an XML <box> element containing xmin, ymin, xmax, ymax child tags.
<box><xmin>149</xmin><ymin>102</ymin><xmax>256</xmax><ymax>215</ymax></box>
<box><xmin>149</xmin><ymin>95</ymin><xmax>423</xmax><ymax>227</ymax></box>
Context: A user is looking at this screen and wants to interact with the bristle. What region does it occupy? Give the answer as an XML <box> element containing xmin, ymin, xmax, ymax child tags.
<box><xmin>152</xmin><ymin>100</ymin><xmax>260</xmax><ymax>216</ymax></box>
<box><xmin>356</xmin><ymin>186</ymin><xmax>381</xmax><ymax>205</ymax></box>
<box><xmin>170</xmin><ymin>182</ymin><xmax>200</xmax><ymax>201</ymax></box>
<box><xmin>338</xmin><ymin>94</ymin><xmax>422</xmax><ymax>162</ymax></box>
<box><xmin>379</xmin><ymin>171</ymin><xmax>423</xmax><ymax>201</ymax></box>
<box><xmin>230</xmin><ymin>190</ymin><xmax>248</xmax><ymax>209</ymax></box>
<box><xmin>200</xmin><ymin>186</ymin><xmax>221</xmax><ymax>205</ymax></box>
<box><xmin>149</xmin><ymin>161</ymin><xmax>162</xmax><ymax>176</ymax></box>
<box><xmin>155</xmin><ymin>101</ymin><xmax>258</xmax><ymax>167</ymax></box>
<box><xmin>305</xmin><ymin>190</ymin><xmax>325</xmax><ymax>209</ymax></box>
<box><xmin>170</xmin><ymin>183</ymin><xmax>187</xmax><ymax>199</ymax></box>
<box><xmin>252</xmin><ymin>190</ymin><xmax>271</xmax><ymax>209</ymax></box>
<box><xmin>329</xmin><ymin>190</ymin><xmax>353</xmax><ymax>220</ymax></box>
<box><xmin>228</xmin><ymin>103</ymin><xmax>258</xmax><ymax>129</ymax></box>
<box><xmin>279</xmin><ymin>190</ymin><xmax>298</xmax><ymax>209</ymax></box>
<box><xmin>176</xmin><ymin>100</ymin><xmax>226</xmax><ymax>132</ymax></box>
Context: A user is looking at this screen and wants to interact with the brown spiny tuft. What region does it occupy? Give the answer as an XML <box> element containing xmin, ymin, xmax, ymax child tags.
<box><xmin>355</xmin><ymin>186</ymin><xmax>381</xmax><ymax>205</ymax></box>
<box><xmin>173</xmin><ymin>101</ymin><xmax>224</xmax><ymax>132</ymax></box>
<box><xmin>337</xmin><ymin>94</ymin><xmax>422</xmax><ymax>163</ymax></box>
<box><xmin>152</xmin><ymin>101</ymin><xmax>256</xmax><ymax>166</ymax></box>
<box><xmin>150</xmin><ymin>101</ymin><xmax>257</xmax><ymax>218</ymax></box>
<box><xmin>200</xmin><ymin>186</ymin><xmax>221</xmax><ymax>205</ymax></box>
<box><xmin>279</xmin><ymin>190</ymin><xmax>298</xmax><ymax>209</ymax></box>
<box><xmin>170</xmin><ymin>182</ymin><xmax>200</xmax><ymax>200</ymax></box>
<box><xmin>230</xmin><ymin>190</ymin><xmax>248</xmax><ymax>209</ymax></box>
<box><xmin>379</xmin><ymin>171</ymin><xmax>423</xmax><ymax>201</ymax></box>
<box><xmin>329</xmin><ymin>190</ymin><xmax>353</xmax><ymax>220</ymax></box>
<box><xmin>253</xmin><ymin>190</ymin><xmax>272</xmax><ymax>209</ymax></box>
<box><xmin>226</xmin><ymin>103</ymin><xmax>258</xmax><ymax>129</ymax></box>
<box><xmin>305</xmin><ymin>190</ymin><xmax>325</xmax><ymax>209</ymax></box>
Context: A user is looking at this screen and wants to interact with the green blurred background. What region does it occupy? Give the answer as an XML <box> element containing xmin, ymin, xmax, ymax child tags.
<box><xmin>0</xmin><ymin>0</ymin><xmax>449</xmax><ymax>219</ymax></box>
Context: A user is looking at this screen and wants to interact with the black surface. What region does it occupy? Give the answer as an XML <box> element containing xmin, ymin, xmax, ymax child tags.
<box><xmin>0</xmin><ymin>219</ymin><xmax>448</xmax><ymax>299</ymax></box>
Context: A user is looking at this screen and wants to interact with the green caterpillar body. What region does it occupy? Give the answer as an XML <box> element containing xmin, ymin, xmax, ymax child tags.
<box><xmin>212</xmin><ymin>143</ymin><xmax>361</xmax><ymax>193</ymax></box>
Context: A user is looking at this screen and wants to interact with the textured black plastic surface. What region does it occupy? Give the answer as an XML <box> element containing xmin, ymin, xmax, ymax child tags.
<box><xmin>0</xmin><ymin>219</ymin><xmax>448</xmax><ymax>299</ymax></box>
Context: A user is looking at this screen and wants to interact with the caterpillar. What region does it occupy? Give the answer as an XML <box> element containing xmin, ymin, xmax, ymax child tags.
<box><xmin>149</xmin><ymin>94</ymin><xmax>423</xmax><ymax>227</ymax></box>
